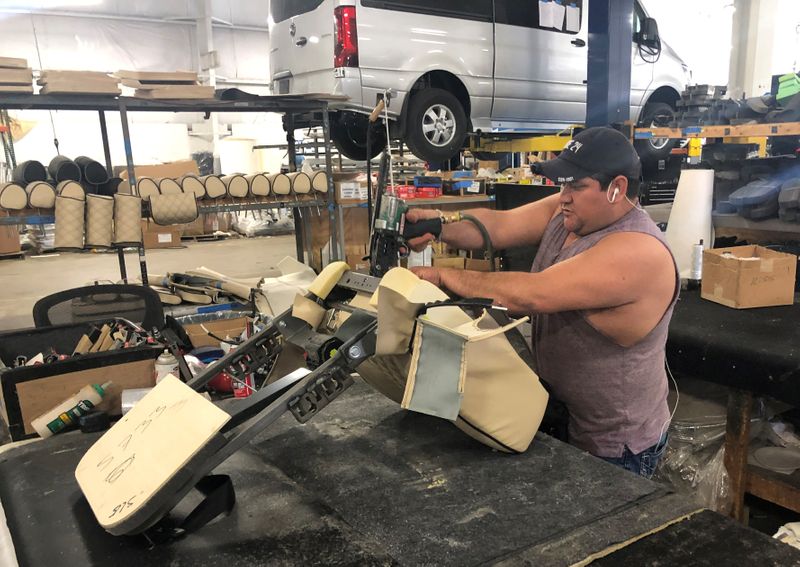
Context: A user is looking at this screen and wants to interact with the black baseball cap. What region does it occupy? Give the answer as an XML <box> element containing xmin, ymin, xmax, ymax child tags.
<box><xmin>534</xmin><ymin>127</ymin><xmax>641</xmax><ymax>184</ymax></box>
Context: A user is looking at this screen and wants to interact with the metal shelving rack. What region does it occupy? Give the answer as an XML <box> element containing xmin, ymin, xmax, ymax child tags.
<box><xmin>0</xmin><ymin>93</ymin><xmax>343</xmax><ymax>284</ymax></box>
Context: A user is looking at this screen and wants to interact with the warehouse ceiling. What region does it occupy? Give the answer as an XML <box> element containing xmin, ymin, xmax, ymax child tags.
<box><xmin>0</xmin><ymin>1</ymin><xmax>269</xmax><ymax>29</ymax></box>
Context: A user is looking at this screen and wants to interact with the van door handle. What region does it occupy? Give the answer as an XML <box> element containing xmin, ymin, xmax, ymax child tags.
<box><xmin>295</xmin><ymin>37</ymin><xmax>308</xmax><ymax>47</ymax></box>
<box><xmin>571</xmin><ymin>38</ymin><xmax>586</xmax><ymax>47</ymax></box>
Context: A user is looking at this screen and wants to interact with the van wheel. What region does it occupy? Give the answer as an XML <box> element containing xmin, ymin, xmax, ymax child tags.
<box><xmin>405</xmin><ymin>88</ymin><xmax>467</xmax><ymax>162</ymax></box>
<box><xmin>331</xmin><ymin>113</ymin><xmax>385</xmax><ymax>161</ymax></box>
<box><xmin>634</xmin><ymin>102</ymin><xmax>677</xmax><ymax>165</ymax></box>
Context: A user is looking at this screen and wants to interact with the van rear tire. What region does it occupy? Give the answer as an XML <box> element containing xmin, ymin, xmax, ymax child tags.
<box><xmin>634</xmin><ymin>101</ymin><xmax>677</xmax><ymax>165</ymax></box>
<box><xmin>331</xmin><ymin>113</ymin><xmax>386</xmax><ymax>161</ymax></box>
<box><xmin>404</xmin><ymin>88</ymin><xmax>467</xmax><ymax>162</ymax></box>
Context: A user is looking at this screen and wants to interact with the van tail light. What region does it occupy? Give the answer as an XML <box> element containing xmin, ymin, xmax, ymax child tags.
<box><xmin>334</xmin><ymin>6</ymin><xmax>359</xmax><ymax>68</ymax></box>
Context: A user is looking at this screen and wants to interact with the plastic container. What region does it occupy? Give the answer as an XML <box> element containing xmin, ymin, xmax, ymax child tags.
<box><xmin>30</xmin><ymin>381</ymin><xmax>111</xmax><ymax>438</ymax></box>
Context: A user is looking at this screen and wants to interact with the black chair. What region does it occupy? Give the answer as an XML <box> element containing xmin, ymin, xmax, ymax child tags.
<box><xmin>32</xmin><ymin>284</ymin><xmax>164</xmax><ymax>330</ymax></box>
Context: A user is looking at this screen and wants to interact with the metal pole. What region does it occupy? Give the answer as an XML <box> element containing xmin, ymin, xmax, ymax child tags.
<box><xmin>99</xmin><ymin>110</ymin><xmax>128</xmax><ymax>283</ymax></box>
<box><xmin>586</xmin><ymin>0</ymin><xmax>633</xmax><ymax>127</ymax></box>
<box><xmin>321</xmin><ymin>105</ymin><xmax>342</xmax><ymax>261</ymax></box>
<box><xmin>285</xmin><ymin>113</ymin><xmax>306</xmax><ymax>262</ymax></box>
<box><xmin>119</xmin><ymin>101</ymin><xmax>149</xmax><ymax>286</ymax></box>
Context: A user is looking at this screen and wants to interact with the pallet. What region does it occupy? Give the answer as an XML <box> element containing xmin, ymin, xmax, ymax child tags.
<box><xmin>180</xmin><ymin>233</ymin><xmax>229</xmax><ymax>242</ymax></box>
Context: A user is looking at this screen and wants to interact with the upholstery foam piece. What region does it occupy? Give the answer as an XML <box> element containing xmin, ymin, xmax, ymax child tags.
<box><xmin>25</xmin><ymin>181</ymin><xmax>56</xmax><ymax>209</ymax></box>
<box><xmin>222</xmin><ymin>174</ymin><xmax>249</xmax><ymax>198</ymax></box>
<box><xmin>310</xmin><ymin>171</ymin><xmax>328</xmax><ymax>193</ymax></box>
<box><xmin>135</xmin><ymin>177</ymin><xmax>160</xmax><ymax>202</ymax></box>
<box><xmin>292</xmin><ymin>293</ymin><xmax>326</xmax><ymax>330</ymax></box>
<box><xmin>287</xmin><ymin>172</ymin><xmax>311</xmax><ymax>194</ymax></box>
<box><xmin>308</xmin><ymin>261</ymin><xmax>349</xmax><ymax>299</ymax></box>
<box><xmin>85</xmin><ymin>194</ymin><xmax>114</xmax><ymax>248</ymax></box>
<box><xmin>113</xmin><ymin>193</ymin><xmax>142</xmax><ymax>245</ymax></box>
<box><xmin>158</xmin><ymin>178</ymin><xmax>183</xmax><ymax>195</ymax></box>
<box><xmin>0</xmin><ymin>182</ymin><xmax>27</xmax><ymax>210</ymax></box>
<box><xmin>246</xmin><ymin>173</ymin><xmax>270</xmax><ymax>196</ymax></box>
<box><xmin>267</xmin><ymin>173</ymin><xmax>291</xmax><ymax>195</ymax></box>
<box><xmin>180</xmin><ymin>176</ymin><xmax>206</xmax><ymax>199</ymax></box>
<box><xmin>358</xmin><ymin>267</ymin><xmax>549</xmax><ymax>453</ymax></box>
<box><xmin>56</xmin><ymin>180</ymin><xmax>85</xmax><ymax>201</ymax></box>
<box><xmin>200</xmin><ymin>175</ymin><xmax>226</xmax><ymax>199</ymax></box>
<box><xmin>54</xmin><ymin>195</ymin><xmax>85</xmax><ymax>249</ymax></box>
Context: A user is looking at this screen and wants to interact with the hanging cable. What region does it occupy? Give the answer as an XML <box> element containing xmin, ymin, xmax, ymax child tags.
<box><xmin>31</xmin><ymin>16</ymin><xmax>60</xmax><ymax>154</ymax></box>
<box><xmin>383</xmin><ymin>89</ymin><xmax>394</xmax><ymax>191</ymax></box>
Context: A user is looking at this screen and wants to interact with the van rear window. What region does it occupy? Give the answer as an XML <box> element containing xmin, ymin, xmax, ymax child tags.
<box><xmin>271</xmin><ymin>0</ymin><xmax>324</xmax><ymax>23</ymax></box>
<box><xmin>361</xmin><ymin>0</ymin><xmax>492</xmax><ymax>22</ymax></box>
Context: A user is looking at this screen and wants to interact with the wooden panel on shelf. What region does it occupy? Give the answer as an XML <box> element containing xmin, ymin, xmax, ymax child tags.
<box><xmin>636</xmin><ymin>121</ymin><xmax>800</xmax><ymax>140</ymax></box>
<box><xmin>116</xmin><ymin>70</ymin><xmax>198</xmax><ymax>83</ymax></box>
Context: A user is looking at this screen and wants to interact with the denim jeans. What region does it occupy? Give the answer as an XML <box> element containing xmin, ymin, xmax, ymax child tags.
<box><xmin>600</xmin><ymin>433</ymin><xmax>669</xmax><ymax>479</ymax></box>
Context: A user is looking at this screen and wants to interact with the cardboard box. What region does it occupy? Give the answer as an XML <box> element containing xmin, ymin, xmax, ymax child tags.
<box><xmin>701</xmin><ymin>245</ymin><xmax>797</xmax><ymax>309</ymax></box>
<box><xmin>0</xmin><ymin>322</ymin><xmax>160</xmax><ymax>439</ymax></box>
<box><xmin>117</xmin><ymin>159</ymin><xmax>199</xmax><ymax>182</ymax></box>
<box><xmin>141</xmin><ymin>220</ymin><xmax>181</xmax><ymax>249</ymax></box>
<box><xmin>0</xmin><ymin>212</ymin><xmax>20</xmax><ymax>254</ymax></box>
<box><xmin>183</xmin><ymin>316</ymin><xmax>248</xmax><ymax>348</ymax></box>
<box><xmin>333</xmin><ymin>172</ymin><xmax>369</xmax><ymax>204</ymax></box>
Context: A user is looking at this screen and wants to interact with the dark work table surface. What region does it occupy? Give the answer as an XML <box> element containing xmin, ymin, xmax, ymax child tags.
<box><xmin>668</xmin><ymin>290</ymin><xmax>800</xmax><ymax>404</ymax></box>
<box><xmin>0</xmin><ymin>381</ymin><xmax>739</xmax><ymax>567</ymax></box>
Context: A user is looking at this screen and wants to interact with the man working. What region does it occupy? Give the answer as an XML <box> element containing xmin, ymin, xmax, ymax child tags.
<box><xmin>406</xmin><ymin>127</ymin><xmax>678</xmax><ymax>478</ymax></box>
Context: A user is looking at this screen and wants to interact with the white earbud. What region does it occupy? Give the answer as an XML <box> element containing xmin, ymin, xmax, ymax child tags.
<box><xmin>607</xmin><ymin>182</ymin><xmax>620</xmax><ymax>204</ymax></box>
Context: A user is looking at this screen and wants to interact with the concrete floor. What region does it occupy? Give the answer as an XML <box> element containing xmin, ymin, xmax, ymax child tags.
<box><xmin>0</xmin><ymin>234</ymin><xmax>297</xmax><ymax>331</ymax></box>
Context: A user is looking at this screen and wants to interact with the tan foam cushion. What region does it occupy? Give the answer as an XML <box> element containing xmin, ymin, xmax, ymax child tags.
<box><xmin>158</xmin><ymin>178</ymin><xmax>183</xmax><ymax>195</ymax></box>
<box><xmin>222</xmin><ymin>174</ymin><xmax>249</xmax><ymax>198</ymax></box>
<box><xmin>287</xmin><ymin>172</ymin><xmax>312</xmax><ymax>194</ymax></box>
<box><xmin>267</xmin><ymin>173</ymin><xmax>291</xmax><ymax>195</ymax></box>
<box><xmin>136</xmin><ymin>177</ymin><xmax>160</xmax><ymax>202</ymax></box>
<box><xmin>56</xmin><ymin>180</ymin><xmax>85</xmax><ymax>201</ymax></box>
<box><xmin>0</xmin><ymin>182</ymin><xmax>28</xmax><ymax>210</ymax></box>
<box><xmin>25</xmin><ymin>181</ymin><xmax>56</xmax><ymax>208</ymax></box>
<box><xmin>180</xmin><ymin>176</ymin><xmax>206</xmax><ymax>199</ymax></box>
<box><xmin>246</xmin><ymin>173</ymin><xmax>270</xmax><ymax>196</ymax></box>
<box><xmin>201</xmin><ymin>175</ymin><xmax>226</xmax><ymax>199</ymax></box>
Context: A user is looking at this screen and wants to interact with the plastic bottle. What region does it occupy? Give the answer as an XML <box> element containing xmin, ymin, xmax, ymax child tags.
<box><xmin>154</xmin><ymin>349</ymin><xmax>179</xmax><ymax>383</ymax></box>
<box><xmin>690</xmin><ymin>239</ymin><xmax>704</xmax><ymax>279</ymax></box>
<box><xmin>31</xmin><ymin>382</ymin><xmax>112</xmax><ymax>438</ymax></box>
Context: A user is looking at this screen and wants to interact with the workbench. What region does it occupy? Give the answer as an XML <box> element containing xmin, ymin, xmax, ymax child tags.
<box><xmin>2</xmin><ymin>380</ymin><xmax>798</xmax><ymax>565</ymax></box>
<box><xmin>668</xmin><ymin>290</ymin><xmax>800</xmax><ymax>522</ymax></box>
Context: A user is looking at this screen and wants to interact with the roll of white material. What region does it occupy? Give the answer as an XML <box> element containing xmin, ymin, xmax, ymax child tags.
<box><xmin>665</xmin><ymin>169</ymin><xmax>714</xmax><ymax>279</ymax></box>
<box><xmin>219</xmin><ymin>137</ymin><xmax>258</xmax><ymax>175</ymax></box>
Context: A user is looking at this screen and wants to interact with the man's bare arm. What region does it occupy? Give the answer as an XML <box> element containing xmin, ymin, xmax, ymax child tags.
<box><xmin>406</xmin><ymin>194</ymin><xmax>561</xmax><ymax>251</ymax></box>
<box><xmin>422</xmin><ymin>232</ymin><xmax>671</xmax><ymax>314</ymax></box>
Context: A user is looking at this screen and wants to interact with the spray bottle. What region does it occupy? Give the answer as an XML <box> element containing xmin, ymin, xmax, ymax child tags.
<box><xmin>31</xmin><ymin>382</ymin><xmax>112</xmax><ymax>438</ymax></box>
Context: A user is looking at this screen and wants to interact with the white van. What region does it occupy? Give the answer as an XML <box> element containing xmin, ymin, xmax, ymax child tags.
<box><xmin>269</xmin><ymin>0</ymin><xmax>689</xmax><ymax>164</ymax></box>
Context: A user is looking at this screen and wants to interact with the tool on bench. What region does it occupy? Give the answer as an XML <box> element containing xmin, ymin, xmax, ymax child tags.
<box><xmin>364</xmin><ymin>92</ymin><xmax>496</xmax><ymax>276</ymax></box>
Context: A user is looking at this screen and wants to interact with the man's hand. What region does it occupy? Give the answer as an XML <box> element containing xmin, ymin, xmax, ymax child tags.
<box><xmin>404</xmin><ymin>209</ymin><xmax>441</xmax><ymax>252</ymax></box>
<box><xmin>410</xmin><ymin>266</ymin><xmax>443</xmax><ymax>287</ymax></box>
